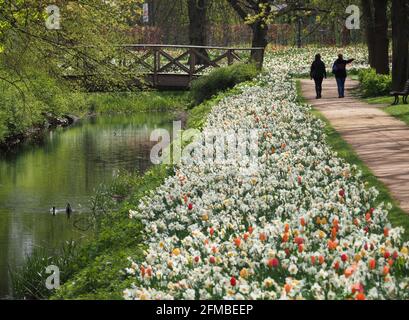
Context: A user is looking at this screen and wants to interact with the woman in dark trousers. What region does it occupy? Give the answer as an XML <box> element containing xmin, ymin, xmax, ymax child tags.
<box><xmin>310</xmin><ymin>54</ymin><xmax>327</xmax><ymax>99</ymax></box>
<box><xmin>333</xmin><ymin>54</ymin><xmax>355</xmax><ymax>98</ymax></box>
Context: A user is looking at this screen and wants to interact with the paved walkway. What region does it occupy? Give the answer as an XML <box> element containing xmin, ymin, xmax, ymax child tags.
<box><xmin>300</xmin><ymin>79</ymin><xmax>409</xmax><ymax>212</ymax></box>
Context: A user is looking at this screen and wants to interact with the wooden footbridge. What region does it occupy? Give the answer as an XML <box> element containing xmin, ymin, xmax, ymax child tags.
<box><xmin>64</xmin><ymin>45</ymin><xmax>264</xmax><ymax>90</ymax></box>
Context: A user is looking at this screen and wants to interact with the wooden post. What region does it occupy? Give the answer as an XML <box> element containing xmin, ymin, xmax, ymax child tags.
<box><xmin>227</xmin><ymin>49</ymin><xmax>234</xmax><ymax>65</ymax></box>
<box><xmin>189</xmin><ymin>48</ymin><xmax>196</xmax><ymax>85</ymax></box>
<box><xmin>153</xmin><ymin>47</ymin><xmax>159</xmax><ymax>87</ymax></box>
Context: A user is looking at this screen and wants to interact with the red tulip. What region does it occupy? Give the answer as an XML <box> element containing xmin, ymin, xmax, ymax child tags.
<box><xmin>188</xmin><ymin>203</ymin><xmax>193</xmax><ymax>211</ymax></box>
<box><xmin>369</xmin><ymin>259</ymin><xmax>376</xmax><ymax>270</ymax></box>
<box><xmin>209</xmin><ymin>256</ymin><xmax>216</xmax><ymax>264</ymax></box>
<box><xmin>352</xmin><ymin>283</ymin><xmax>364</xmax><ymax>294</ymax></box>
<box><xmin>341</xmin><ymin>254</ymin><xmax>348</xmax><ymax>262</ymax></box>
<box><xmin>268</xmin><ymin>258</ymin><xmax>279</xmax><ymax>268</ymax></box>
<box><xmin>339</xmin><ymin>189</ymin><xmax>345</xmax><ymax>198</ymax></box>
<box><xmin>230</xmin><ymin>277</ymin><xmax>237</xmax><ymax>287</ymax></box>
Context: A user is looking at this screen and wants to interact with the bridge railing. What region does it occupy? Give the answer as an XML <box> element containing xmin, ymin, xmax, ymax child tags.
<box><xmin>61</xmin><ymin>44</ymin><xmax>264</xmax><ymax>89</ymax></box>
<box><xmin>118</xmin><ymin>44</ymin><xmax>264</xmax><ymax>87</ymax></box>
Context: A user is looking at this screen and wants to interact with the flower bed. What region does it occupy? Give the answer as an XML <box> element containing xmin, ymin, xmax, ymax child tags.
<box><xmin>123</xmin><ymin>50</ymin><xmax>409</xmax><ymax>300</ymax></box>
<box><xmin>267</xmin><ymin>45</ymin><xmax>369</xmax><ymax>77</ymax></box>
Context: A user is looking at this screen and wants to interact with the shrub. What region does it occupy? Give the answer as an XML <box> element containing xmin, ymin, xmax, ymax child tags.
<box><xmin>0</xmin><ymin>64</ymin><xmax>89</xmax><ymax>144</ymax></box>
<box><xmin>190</xmin><ymin>63</ymin><xmax>259</xmax><ymax>105</ymax></box>
<box><xmin>358</xmin><ymin>68</ymin><xmax>392</xmax><ymax>97</ymax></box>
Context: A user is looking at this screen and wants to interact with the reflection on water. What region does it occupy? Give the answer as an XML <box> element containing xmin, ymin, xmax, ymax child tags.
<box><xmin>0</xmin><ymin>113</ymin><xmax>174</xmax><ymax>298</ymax></box>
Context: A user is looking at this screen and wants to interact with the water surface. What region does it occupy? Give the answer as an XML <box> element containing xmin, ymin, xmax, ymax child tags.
<box><xmin>0</xmin><ymin>113</ymin><xmax>174</xmax><ymax>298</ymax></box>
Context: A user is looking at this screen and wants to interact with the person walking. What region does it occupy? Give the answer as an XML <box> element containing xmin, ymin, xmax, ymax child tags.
<box><xmin>310</xmin><ymin>54</ymin><xmax>327</xmax><ymax>99</ymax></box>
<box><xmin>333</xmin><ymin>54</ymin><xmax>355</xmax><ymax>98</ymax></box>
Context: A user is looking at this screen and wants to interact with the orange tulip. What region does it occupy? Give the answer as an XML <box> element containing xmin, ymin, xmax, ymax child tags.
<box><xmin>344</xmin><ymin>267</ymin><xmax>353</xmax><ymax>278</ymax></box>
<box><xmin>259</xmin><ymin>233</ymin><xmax>267</xmax><ymax>242</ymax></box>
<box><xmin>284</xmin><ymin>284</ymin><xmax>292</xmax><ymax>294</ymax></box>
<box><xmin>383</xmin><ymin>265</ymin><xmax>390</xmax><ymax>275</ymax></box>
<box><xmin>328</xmin><ymin>240</ymin><xmax>338</xmax><ymax>250</ymax></box>
<box><xmin>319</xmin><ymin>256</ymin><xmax>325</xmax><ymax>265</ymax></box>
<box><xmin>356</xmin><ymin>293</ymin><xmax>366</xmax><ymax>300</ymax></box>
<box><xmin>331</xmin><ymin>227</ymin><xmax>337</xmax><ymax>240</ymax></box>
<box><xmin>234</xmin><ymin>237</ymin><xmax>241</xmax><ymax>248</ymax></box>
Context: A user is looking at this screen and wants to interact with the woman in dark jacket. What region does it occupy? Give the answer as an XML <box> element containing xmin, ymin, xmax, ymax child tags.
<box><xmin>333</xmin><ymin>54</ymin><xmax>355</xmax><ymax>98</ymax></box>
<box><xmin>310</xmin><ymin>54</ymin><xmax>327</xmax><ymax>99</ymax></box>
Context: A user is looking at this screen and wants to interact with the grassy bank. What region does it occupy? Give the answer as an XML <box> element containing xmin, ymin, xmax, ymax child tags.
<box><xmin>46</xmin><ymin>83</ymin><xmax>252</xmax><ymax>300</ymax></box>
<box><xmin>9</xmin><ymin>63</ymin><xmax>260</xmax><ymax>300</ymax></box>
<box><xmin>0</xmin><ymin>66</ymin><xmax>189</xmax><ymax>149</ymax></box>
<box><xmin>296</xmin><ymin>80</ymin><xmax>409</xmax><ymax>240</ymax></box>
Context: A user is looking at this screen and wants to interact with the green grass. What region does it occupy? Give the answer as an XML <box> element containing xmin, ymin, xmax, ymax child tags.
<box><xmin>296</xmin><ymin>80</ymin><xmax>409</xmax><ymax>240</ymax></box>
<box><xmin>46</xmin><ymin>84</ymin><xmax>251</xmax><ymax>300</ymax></box>
<box><xmin>364</xmin><ymin>95</ymin><xmax>394</xmax><ymax>105</ymax></box>
<box><xmin>86</xmin><ymin>91</ymin><xmax>190</xmax><ymax>114</ymax></box>
<box><xmin>51</xmin><ymin>164</ymin><xmax>173</xmax><ymax>300</ymax></box>
<box><xmin>190</xmin><ymin>63</ymin><xmax>259</xmax><ymax>105</ymax></box>
<box><xmin>383</xmin><ymin>104</ymin><xmax>409</xmax><ymax>127</ymax></box>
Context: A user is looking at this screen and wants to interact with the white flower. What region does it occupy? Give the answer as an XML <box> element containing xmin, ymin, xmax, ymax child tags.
<box><xmin>288</xmin><ymin>264</ymin><xmax>298</xmax><ymax>275</ymax></box>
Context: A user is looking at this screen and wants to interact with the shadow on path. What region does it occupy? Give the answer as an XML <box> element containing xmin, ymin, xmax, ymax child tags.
<box><xmin>300</xmin><ymin>78</ymin><xmax>409</xmax><ymax>213</ymax></box>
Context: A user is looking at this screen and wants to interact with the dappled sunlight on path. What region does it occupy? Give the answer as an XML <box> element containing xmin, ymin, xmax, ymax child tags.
<box><xmin>301</xmin><ymin>79</ymin><xmax>409</xmax><ymax>212</ymax></box>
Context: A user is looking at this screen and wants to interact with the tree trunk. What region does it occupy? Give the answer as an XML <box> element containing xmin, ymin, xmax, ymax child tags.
<box><xmin>362</xmin><ymin>0</ymin><xmax>376</xmax><ymax>67</ymax></box>
<box><xmin>341</xmin><ymin>25</ymin><xmax>351</xmax><ymax>46</ymax></box>
<box><xmin>392</xmin><ymin>0</ymin><xmax>409</xmax><ymax>91</ymax></box>
<box><xmin>187</xmin><ymin>0</ymin><xmax>209</xmax><ymax>65</ymax></box>
<box><xmin>250</xmin><ymin>21</ymin><xmax>268</xmax><ymax>68</ymax></box>
<box><xmin>373</xmin><ymin>0</ymin><xmax>389</xmax><ymax>74</ymax></box>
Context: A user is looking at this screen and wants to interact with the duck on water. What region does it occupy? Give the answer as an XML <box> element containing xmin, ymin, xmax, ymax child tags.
<box><xmin>50</xmin><ymin>203</ymin><xmax>73</xmax><ymax>218</ymax></box>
